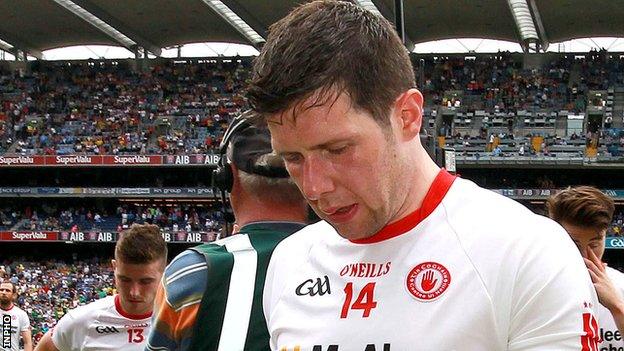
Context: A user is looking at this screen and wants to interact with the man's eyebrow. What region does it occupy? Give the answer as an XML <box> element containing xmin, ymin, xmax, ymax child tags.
<box><xmin>277</xmin><ymin>137</ymin><xmax>354</xmax><ymax>155</ymax></box>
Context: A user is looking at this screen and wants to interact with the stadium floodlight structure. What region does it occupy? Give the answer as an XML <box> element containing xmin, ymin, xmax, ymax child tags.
<box><xmin>0</xmin><ymin>31</ymin><xmax>43</xmax><ymax>60</ymax></box>
<box><xmin>200</xmin><ymin>0</ymin><xmax>265</xmax><ymax>49</ymax></box>
<box><xmin>355</xmin><ymin>0</ymin><xmax>384</xmax><ymax>17</ymax></box>
<box><xmin>355</xmin><ymin>0</ymin><xmax>415</xmax><ymax>52</ymax></box>
<box><xmin>507</xmin><ymin>0</ymin><xmax>544</xmax><ymax>52</ymax></box>
<box><xmin>52</xmin><ymin>0</ymin><xmax>162</xmax><ymax>56</ymax></box>
<box><xmin>0</xmin><ymin>38</ymin><xmax>13</xmax><ymax>53</ymax></box>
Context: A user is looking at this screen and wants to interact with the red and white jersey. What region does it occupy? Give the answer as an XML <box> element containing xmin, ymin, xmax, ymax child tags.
<box><xmin>264</xmin><ymin>171</ymin><xmax>601</xmax><ymax>350</ymax></box>
<box><xmin>51</xmin><ymin>295</ymin><xmax>151</xmax><ymax>351</ymax></box>
<box><xmin>596</xmin><ymin>266</ymin><xmax>624</xmax><ymax>348</ymax></box>
<box><xmin>0</xmin><ymin>305</ymin><xmax>30</xmax><ymax>351</ymax></box>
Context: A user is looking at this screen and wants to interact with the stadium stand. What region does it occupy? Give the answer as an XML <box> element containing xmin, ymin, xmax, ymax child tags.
<box><xmin>2</xmin><ymin>0</ymin><xmax>624</xmax><ymax>347</ymax></box>
<box><xmin>0</xmin><ymin>203</ymin><xmax>222</xmax><ymax>233</ymax></box>
<box><xmin>1</xmin><ymin>59</ymin><xmax>250</xmax><ymax>156</ymax></box>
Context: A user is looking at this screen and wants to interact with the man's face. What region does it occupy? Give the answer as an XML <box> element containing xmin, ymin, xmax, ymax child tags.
<box><xmin>560</xmin><ymin>222</ymin><xmax>606</xmax><ymax>260</ymax></box>
<box><xmin>0</xmin><ymin>283</ymin><xmax>14</xmax><ymax>306</ymax></box>
<box><xmin>113</xmin><ymin>259</ymin><xmax>164</xmax><ymax>316</ymax></box>
<box><xmin>269</xmin><ymin>92</ymin><xmax>410</xmax><ymax>240</ymax></box>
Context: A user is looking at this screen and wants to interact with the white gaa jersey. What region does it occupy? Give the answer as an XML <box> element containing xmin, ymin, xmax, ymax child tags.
<box><xmin>51</xmin><ymin>295</ymin><xmax>152</xmax><ymax>351</ymax></box>
<box><xmin>0</xmin><ymin>305</ymin><xmax>30</xmax><ymax>351</ymax></box>
<box><xmin>596</xmin><ymin>266</ymin><xmax>624</xmax><ymax>349</ymax></box>
<box><xmin>264</xmin><ymin>171</ymin><xmax>601</xmax><ymax>351</ymax></box>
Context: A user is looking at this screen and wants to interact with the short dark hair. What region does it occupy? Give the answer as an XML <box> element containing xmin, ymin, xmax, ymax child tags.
<box><xmin>547</xmin><ymin>186</ymin><xmax>614</xmax><ymax>231</ymax></box>
<box><xmin>115</xmin><ymin>224</ymin><xmax>167</xmax><ymax>265</ymax></box>
<box><xmin>247</xmin><ymin>0</ymin><xmax>415</xmax><ymax>125</ymax></box>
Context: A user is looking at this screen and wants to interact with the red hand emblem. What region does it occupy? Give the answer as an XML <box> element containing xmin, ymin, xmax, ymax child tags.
<box><xmin>420</xmin><ymin>270</ymin><xmax>438</xmax><ymax>292</ymax></box>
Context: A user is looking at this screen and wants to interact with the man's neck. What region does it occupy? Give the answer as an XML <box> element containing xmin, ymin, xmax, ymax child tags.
<box><xmin>234</xmin><ymin>200</ymin><xmax>307</xmax><ymax>229</ymax></box>
<box><xmin>0</xmin><ymin>302</ymin><xmax>14</xmax><ymax>311</ymax></box>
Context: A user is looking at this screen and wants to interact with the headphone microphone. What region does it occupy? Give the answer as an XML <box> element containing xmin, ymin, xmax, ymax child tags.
<box><xmin>212</xmin><ymin>113</ymin><xmax>254</xmax><ymax>234</ymax></box>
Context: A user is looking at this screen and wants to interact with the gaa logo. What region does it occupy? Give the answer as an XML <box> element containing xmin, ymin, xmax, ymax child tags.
<box><xmin>405</xmin><ymin>262</ymin><xmax>451</xmax><ymax>302</ymax></box>
<box><xmin>95</xmin><ymin>326</ymin><xmax>120</xmax><ymax>334</ymax></box>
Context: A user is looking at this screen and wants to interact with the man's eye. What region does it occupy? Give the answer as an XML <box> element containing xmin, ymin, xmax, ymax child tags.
<box><xmin>282</xmin><ymin>153</ymin><xmax>303</xmax><ymax>163</ymax></box>
<box><xmin>328</xmin><ymin>145</ymin><xmax>349</xmax><ymax>155</ymax></box>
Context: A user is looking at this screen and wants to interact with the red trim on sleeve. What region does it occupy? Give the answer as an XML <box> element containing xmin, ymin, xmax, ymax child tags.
<box><xmin>350</xmin><ymin>169</ymin><xmax>456</xmax><ymax>244</ymax></box>
<box><xmin>114</xmin><ymin>295</ymin><xmax>152</xmax><ymax>320</ymax></box>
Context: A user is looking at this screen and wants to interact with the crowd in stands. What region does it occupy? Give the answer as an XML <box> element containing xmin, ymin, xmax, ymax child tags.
<box><xmin>1</xmin><ymin>54</ymin><xmax>624</xmax><ymax>157</ymax></box>
<box><xmin>0</xmin><ymin>258</ymin><xmax>113</xmax><ymax>344</ymax></box>
<box><xmin>0</xmin><ymin>58</ymin><xmax>250</xmax><ymax>156</ymax></box>
<box><xmin>609</xmin><ymin>211</ymin><xmax>624</xmax><ymax>236</ymax></box>
<box><xmin>0</xmin><ymin>203</ymin><xmax>223</xmax><ymax>233</ymax></box>
<box><xmin>419</xmin><ymin>50</ymin><xmax>624</xmax><ymax>114</ymax></box>
<box><xmin>446</xmin><ymin>132</ymin><xmax>590</xmax><ymax>158</ymax></box>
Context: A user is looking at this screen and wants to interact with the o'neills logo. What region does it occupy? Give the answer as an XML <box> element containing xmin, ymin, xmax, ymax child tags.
<box><xmin>0</xmin><ymin>156</ymin><xmax>34</xmax><ymax>165</ymax></box>
<box><xmin>2</xmin><ymin>314</ymin><xmax>11</xmax><ymax>348</ymax></box>
<box><xmin>56</xmin><ymin>155</ymin><xmax>92</xmax><ymax>165</ymax></box>
<box><xmin>340</xmin><ymin>262</ymin><xmax>391</xmax><ymax>278</ymax></box>
<box><xmin>12</xmin><ymin>232</ymin><xmax>48</xmax><ymax>240</ymax></box>
<box><xmin>405</xmin><ymin>262</ymin><xmax>451</xmax><ymax>302</ymax></box>
<box><xmin>113</xmin><ymin>155</ymin><xmax>151</xmax><ymax>164</ymax></box>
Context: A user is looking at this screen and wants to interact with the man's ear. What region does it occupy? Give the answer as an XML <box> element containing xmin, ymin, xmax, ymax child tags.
<box><xmin>230</xmin><ymin>162</ymin><xmax>239</xmax><ymax>191</ymax></box>
<box><xmin>395</xmin><ymin>88</ymin><xmax>424</xmax><ymax>139</ymax></box>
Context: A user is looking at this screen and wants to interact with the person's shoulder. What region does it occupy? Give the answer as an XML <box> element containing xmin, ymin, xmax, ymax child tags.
<box><xmin>59</xmin><ymin>296</ymin><xmax>115</xmax><ymax>327</ymax></box>
<box><xmin>12</xmin><ymin>305</ymin><xmax>29</xmax><ymax>319</ymax></box>
<box><xmin>162</xmin><ymin>249</ymin><xmax>207</xmax><ymax>310</ymax></box>
<box><xmin>443</xmin><ymin>177</ymin><xmax>564</xmax><ymax>243</ymax></box>
<box><xmin>271</xmin><ymin>220</ymin><xmax>335</xmax><ymax>258</ymax></box>
<box><xmin>440</xmin><ymin>177</ymin><xmax>578</xmax><ymax>281</ymax></box>
<box><xmin>606</xmin><ymin>266</ymin><xmax>624</xmax><ymax>289</ymax></box>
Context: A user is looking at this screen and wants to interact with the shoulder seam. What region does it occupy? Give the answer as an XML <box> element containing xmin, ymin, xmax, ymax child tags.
<box><xmin>441</xmin><ymin>201</ymin><xmax>496</xmax><ymax>307</ymax></box>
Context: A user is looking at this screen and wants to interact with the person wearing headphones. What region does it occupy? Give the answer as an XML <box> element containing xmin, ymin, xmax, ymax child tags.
<box><xmin>145</xmin><ymin>111</ymin><xmax>309</xmax><ymax>351</ymax></box>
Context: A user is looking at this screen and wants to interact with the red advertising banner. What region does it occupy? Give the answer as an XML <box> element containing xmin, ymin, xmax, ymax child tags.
<box><xmin>163</xmin><ymin>154</ymin><xmax>220</xmax><ymax>166</ymax></box>
<box><xmin>0</xmin><ymin>231</ymin><xmax>58</xmax><ymax>241</ymax></box>
<box><xmin>59</xmin><ymin>231</ymin><xmax>117</xmax><ymax>242</ymax></box>
<box><xmin>101</xmin><ymin>155</ymin><xmax>162</xmax><ymax>166</ymax></box>
<box><xmin>0</xmin><ymin>154</ymin><xmax>219</xmax><ymax>167</ymax></box>
<box><xmin>0</xmin><ymin>231</ymin><xmax>216</xmax><ymax>243</ymax></box>
<box><xmin>0</xmin><ymin>156</ymin><xmax>46</xmax><ymax>166</ymax></box>
<box><xmin>47</xmin><ymin>155</ymin><xmax>102</xmax><ymax>166</ymax></box>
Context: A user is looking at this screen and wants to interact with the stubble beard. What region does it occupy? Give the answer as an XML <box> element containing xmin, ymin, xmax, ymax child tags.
<box><xmin>0</xmin><ymin>298</ymin><xmax>11</xmax><ymax>309</ymax></box>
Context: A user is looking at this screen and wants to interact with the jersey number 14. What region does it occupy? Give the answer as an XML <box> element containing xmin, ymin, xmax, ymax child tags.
<box><xmin>340</xmin><ymin>282</ymin><xmax>378</xmax><ymax>318</ymax></box>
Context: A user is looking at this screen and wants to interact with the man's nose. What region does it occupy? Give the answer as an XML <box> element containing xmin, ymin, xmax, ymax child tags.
<box><xmin>301</xmin><ymin>154</ymin><xmax>335</xmax><ymax>201</ymax></box>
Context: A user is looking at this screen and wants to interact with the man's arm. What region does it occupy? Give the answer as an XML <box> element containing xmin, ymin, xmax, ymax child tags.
<box><xmin>21</xmin><ymin>329</ymin><xmax>33</xmax><ymax>351</ymax></box>
<box><xmin>146</xmin><ymin>250</ymin><xmax>205</xmax><ymax>351</ymax></box>
<box><xmin>585</xmin><ymin>249</ymin><xmax>624</xmax><ymax>336</ymax></box>
<box><xmin>33</xmin><ymin>331</ymin><xmax>59</xmax><ymax>351</ymax></box>
<box><xmin>506</xmin><ymin>221</ymin><xmax>601</xmax><ymax>350</ymax></box>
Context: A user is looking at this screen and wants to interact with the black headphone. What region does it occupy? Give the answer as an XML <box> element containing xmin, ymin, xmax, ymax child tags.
<box><xmin>212</xmin><ymin>113</ymin><xmax>253</xmax><ymax>226</ymax></box>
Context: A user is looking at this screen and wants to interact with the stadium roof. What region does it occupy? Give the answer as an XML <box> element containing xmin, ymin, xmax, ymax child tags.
<box><xmin>0</xmin><ymin>0</ymin><xmax>623</xmax><ymax>58</ymax></box>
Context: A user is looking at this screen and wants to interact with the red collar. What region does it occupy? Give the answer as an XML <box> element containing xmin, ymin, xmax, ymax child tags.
<box><xmin>114</xmin><ymin>295</ymin><xmax>152</xmax><ymax>320</ymax></box>
<box><xmin>351</xmin><ymin>169</ymin><xmax>456</xmax><ymax>244</ymax></box>
<box><xmin>0</xmin><ymin>304</ymin><xmax>14</xmax><ymax>311</ymax></box>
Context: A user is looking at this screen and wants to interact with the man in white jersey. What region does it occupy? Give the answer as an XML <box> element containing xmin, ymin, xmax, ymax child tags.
<box><xmin>34</xmin><ymin>224</ymin><xmax>167</xmax><ymax>351</ymax></box>
<box><xmin>247</xmin><ymin>1</ymin><xmax>601</xmax><ymax>349</ymax></box>
<box><xmin>549</xmin><ymin>186</ymin><xmax>624</xmax><ymax>350</ymax></box>
<box><xmin>0</xmin><ymin>281</ymin><xmax>32</xmax><ymax>351</ymax></box>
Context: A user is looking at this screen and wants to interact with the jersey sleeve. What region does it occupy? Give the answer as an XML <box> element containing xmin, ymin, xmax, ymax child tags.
<box><xmin>51</xmin><ymin>310</ymin><xmax>78</xmax><ymax>351</ymax></box>
<box><xmin>19</xmin><ymin>310</ymin><xmax>31</xmax><ymax>332</ymax></box>
<box><xmin>146</xmin><ymin>250</ymin><xmax>207</xmax><ymax>351</ymax></box>
<box><xmin>507</xmin><ymin>220</ymin><xmax>601</xmax><ymax>350</ymax></box>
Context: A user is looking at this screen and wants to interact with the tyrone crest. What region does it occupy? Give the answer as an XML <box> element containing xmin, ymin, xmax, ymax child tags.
<box><xmin>406</xmin><ymin>261</ymin><xmax>451</xmax><ymax>302</ymax></box>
